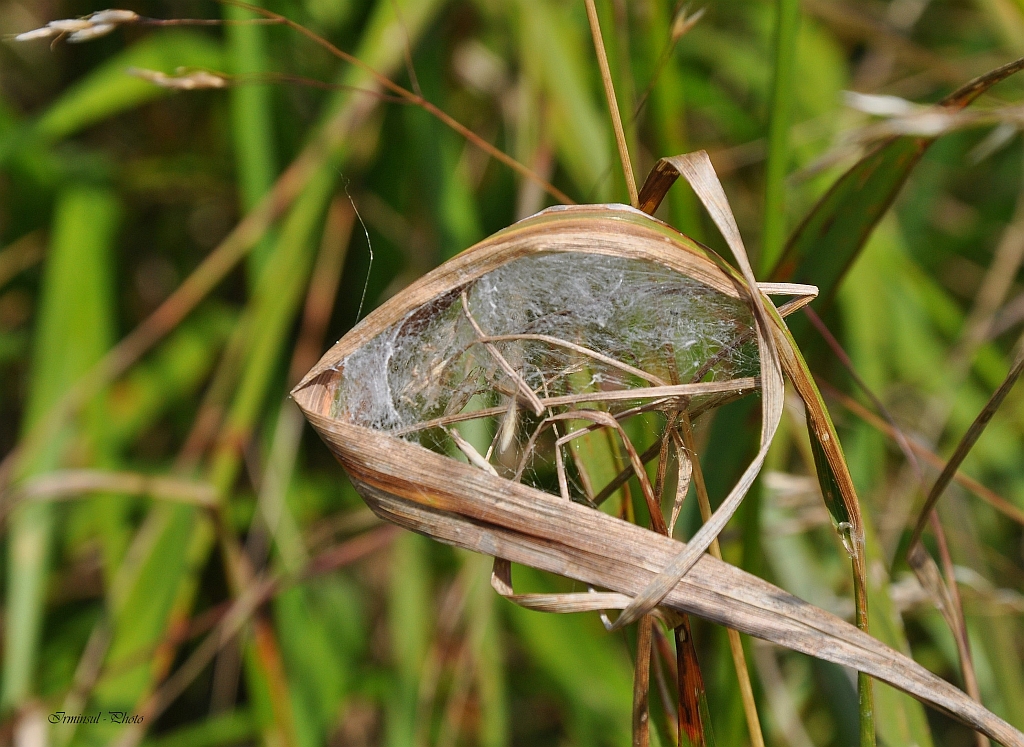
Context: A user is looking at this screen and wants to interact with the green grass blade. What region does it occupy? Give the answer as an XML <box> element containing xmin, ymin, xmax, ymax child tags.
<box><xmin>71</xmin><ymin>3</ymin><xmax>451</xmax><ymax>741</ymax></box>
<box><xmin>839</xmin><ymin>227</ymin><xmax>937</xmax><ymax>746</ymax></box>
<box><xmin>273</xmin><ymin>573</ymin><xmax>366</xmax><ymax>747</ymax></box>
<box><xmin>511</xmin><ymin>0</ymin><xmax>612</xmax><ymax>200</ymax></box>
<box><xmin>2</xmin><ymin>186</ymin><xmax>119</xmax><ymax>711</ymax></box>
<box><xmin>475</xmin><ymin>576</ymin><xmax>510</xmax><ymax>747</ymax></box>
<box><xmin>142</xmin><ymin>709</ymin><xmax>255</xmax><ymax>747</ymax></box>
<box><xmin>636</xmin><ymin>4</ymin><xmax>701</xmax><ymax>237</ymax></box>
<box><xmin>770</xmin><ymin>57</ymin><xmax>1024</xmax><ymax>309</ymax></box>
<box><xmin>761</xmin><ymin>0</ymin><xmax>801</xmax><ymax>273</ymax></box>
<box><xmin>386</xmin><ymin>533</ymin><xmax>433</xmax><ymax>746</ymax></box>
<box><xmin>224</xmin><ymin>1</ymin><xmax>278</xmax><ymax>286</ymax></box>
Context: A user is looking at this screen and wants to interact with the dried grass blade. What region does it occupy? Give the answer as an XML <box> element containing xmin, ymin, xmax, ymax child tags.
<box><xmin>668</xmin><ymin>440</ymin><xmax>691</xmax><ymax>537</ymax></box>
<box><xmin>675</xmin><ymin>618</ymin><xmax>712</xmax><ymax>747</ymax></box>
<box><xmin>542</xmin><ymin>379</ymin><xmax>756</xmax><ymax>408</ymax></box>
<box><xmin>327</xmin><ymin>447</ymin><xmax>1023</xmax><ymax>744</ymax></box>
<box><xmin>585</xmin><ymin>0</ymin><xmax>638</xmax><ymax>207</ymax></box>
<box><xmin>653</xmin><ymin>423</ymin><xmax>674</xmax><ymax>513</ymax></box>
<box><xmin>615</xmin><ymin>152</ymin><xmax>784</xmax><ymax>628</ymax></box>
<box><xmin>0</xmin><ymin>231</ymin><xmax>44</xmax><ymax>290</ymax></box>
<box><xmin>551</xmin><ymin>410</ymin><xmax>665</xmax><ymax>535</ymax></box>
<box><xmin>4</xmin><ymin>470</ymin><xmax>217</xmax><ymax>517</ymax></box>
<box><xmin>908</xmin><ymin>347</ymin><xmax>1024</xmax><ymax>550</ymax></box>
<box><xmin>489</xmin><ymin>558</ymin><xmax>680</xmax><ymax>620</ymax></box>
<box><xmin>907</xmin><ymin>542</ymin><xmax>976</xmax><ymax>674</ymax></box>
<box><xmin>448</xmin><ymin>428</ymin><xmax>499</xmax><ymax>477</ymax></box>
<box><xmin>650</xmin><ymin>625</ymin><xmax>680</xmax><ymax>744</ymax></box>
<box><xmin>396</xmin><ymin>379</ymin><xmax>757</xmax><ymax>438</ymax></box>
<box><xmin>817</xmin><ymin>379</ymin><xmax>1024</xmax><ymax>526</ymax></box>
<box><xmin>633</xmin><ymin>615</ymin><xmax>654</xmax><ymax>747</ymax></box>
<box><xmin>903</xmin><ymin>346</ymin><xmax>1024</xmax><ymax>738</ymax></box>
<box><xmin>292</xmin><ymin>196</ymin><xmax>1021</xmax><ymax>744</ymax></box>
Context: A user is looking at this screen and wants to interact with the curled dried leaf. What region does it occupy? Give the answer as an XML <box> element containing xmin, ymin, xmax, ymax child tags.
<box><xmin>293</xmin><ymin>177</ymin><xmax>1023</xmax><ymax>745</ymax></box>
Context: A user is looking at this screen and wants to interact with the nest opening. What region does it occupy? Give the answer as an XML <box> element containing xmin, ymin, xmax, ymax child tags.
<box><xmin>325</xmin><ymin>251</ymin><xmax>760</xmax><ymax>506</ymax></box>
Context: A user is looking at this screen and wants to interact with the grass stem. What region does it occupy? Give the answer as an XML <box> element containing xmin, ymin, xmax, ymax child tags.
<box><xmin>584</xmin><ymin>0</ymin><xmax>639</xmax><ymax>207</ymax></box>
<box><xmin>761</xmin><ymin>0</ymin><xmax>800</xmax><ymax>273</ymax></box>
<box><xmin>679</xmin><ymin>414</ymin><xmax>765</xmax><ymax>747</ymax></box>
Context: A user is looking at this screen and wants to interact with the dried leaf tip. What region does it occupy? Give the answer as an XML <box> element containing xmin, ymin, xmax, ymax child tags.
<box><xmin>671</xmin><ymin>6</ymin><xmax>705</xmax><ymax>42</ymax></box>
<box><xmin>129</xmin><ymin>67</ymin><xmax>228</xmax><ymax>90</ymax></box>
<box><xmin>13</xmin><ymin>9</ymin><xmax>138</xmax><ymax>43</ymax></box>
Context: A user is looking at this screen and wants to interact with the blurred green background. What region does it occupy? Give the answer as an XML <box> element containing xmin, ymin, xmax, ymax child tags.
<box><xmin>1</xmin><ymin>0</ymin><xmax>1023</xmax><ymax>745</ymax></box>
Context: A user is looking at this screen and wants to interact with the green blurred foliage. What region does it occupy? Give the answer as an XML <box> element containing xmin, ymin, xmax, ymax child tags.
<box><xmin>1</xmin><ymin>0</ymin><xmax>1023</xmax><ymax>744</ymax></box>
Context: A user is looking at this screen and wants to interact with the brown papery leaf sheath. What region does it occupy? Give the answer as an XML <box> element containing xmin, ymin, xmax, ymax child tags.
<box><xmin>293</xmin><ymin>204</ymin><xmax>1023</xmax><ymax>746</ymax></box>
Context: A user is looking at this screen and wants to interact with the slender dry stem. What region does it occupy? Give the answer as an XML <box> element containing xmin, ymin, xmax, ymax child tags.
<box><xmin>221</xmin><ymin>0</ymin><xmax>574</xmax><ymax>205</ymax></box>
<box><xmin>585</xmin><ymin>0</ymin><xmax>639</xmax><ymax>207</ymax></box>
<box><xmin>909</xmin><ymin>347</ymin><xmax>1024</xmax><ymax>549</ymax></box>
<box><xmin>817</xmin><ymin>379</ymin><xmax>1024</xmax><ymax>526</ymax></box>
<box><xmin>679</xmin><ymin>414</ymin><xmax>765</xmax><ymax>747</ymax></box>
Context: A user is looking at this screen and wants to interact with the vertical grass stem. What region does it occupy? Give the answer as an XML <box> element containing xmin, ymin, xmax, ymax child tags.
<box><xmin>679</xmin><ymin>415</ymin><xmax>765</xmax><ymax>747</ymax></box>
<box><xmin>761</xmin><ymin>0</ymin><xmax>800</xmax><ymax>273</ymax></box>
<box><xmin>584</xmin><ymin>0</ymin><xmax>639</xmax><ymax>207</ymax></box>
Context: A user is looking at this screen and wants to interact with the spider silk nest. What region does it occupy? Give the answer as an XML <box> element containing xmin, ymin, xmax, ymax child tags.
<box><xmin>329</xmin><ymin>252</ymin><xmax>760</xmax><ymax>504</ymax></box>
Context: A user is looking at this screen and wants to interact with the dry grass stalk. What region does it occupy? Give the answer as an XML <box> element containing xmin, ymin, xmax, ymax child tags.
<box><xmin>805</xmin><ymin>302</ymin><xmax>988</xmax><ymax>743</ymax></box>
<box><xmin>585</xmin><ymin>0</ymin><xmax>639</xmax><ymax>207</ymax></box>
<box><xmin>905</xmin><ymin>345</ymin><xmax>1024</xmax><ymax>738</ymax></box>
<box><xmin>293</xmin><ymin>156</ymin><xmax>1024</xmax><ymax>744</ymax></box>
<box><xmin>1</xmin><ymin>470</ymin><xmax>217</xmax><ymax>525</ymax></box>
<box><xmin>817</xmin><ymin>379</ymin><xmax>1024</xmax><ymax>527</ymax></box>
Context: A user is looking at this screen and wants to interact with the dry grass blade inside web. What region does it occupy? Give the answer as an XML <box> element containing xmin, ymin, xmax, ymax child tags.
<box><xmin>393</xmin><ymin>379</ymin><xmax>756</xmax><ymax>437</ymax></box>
